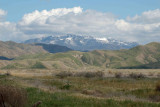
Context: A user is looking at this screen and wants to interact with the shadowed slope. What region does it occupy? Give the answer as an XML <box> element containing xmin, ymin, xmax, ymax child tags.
<box><xmin>35</xmin><ymin>43</ymin><xmax>72</xmax><ymax>53</ymax></box>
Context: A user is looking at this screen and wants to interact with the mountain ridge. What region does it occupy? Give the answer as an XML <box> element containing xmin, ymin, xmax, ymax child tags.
<box><xmin>24</xmin><ymin>34</ymin><xmax>138</xmax><ymax>51</ymax></box>
<box><xmin>2</xmin><ymin>42</ymin><xmax>160</xmax><ymax>70</ymax></box>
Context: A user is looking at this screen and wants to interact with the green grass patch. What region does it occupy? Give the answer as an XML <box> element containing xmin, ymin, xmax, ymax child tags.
<box><xmin>26</xmin><ymin>87</ymin><xmax>160</xmax><ymax>107</ymax></box>
<box><xmin>30</xmin><ymin>62</ymin><xmax>47</xmax><ymax>69</ymax></box>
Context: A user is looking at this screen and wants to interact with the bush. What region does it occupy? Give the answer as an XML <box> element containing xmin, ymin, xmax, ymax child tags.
<box><xmin>148</xmin><ymin>72</ymin><xmax>154</xmax><ymax>77</ymax></box>
<box><xmin>75</xmin><ymin>71</ymin><xmax>104</xmax><ymax>78</ymax></box>
<box><xmin>60</xmin><ymin>82</ymin><xmax>71</xmax><ymax>90</ymax></box>
<box><xmin>82</xmin><ymin>90</ymin><xmax>96</xmax><ymax>95</ymax></box>
<box><xmin>0</xmin><ymin>85</ymin><xmax>27</xmax><ymax>107</ymax></box>
<box><xmin>56</xmin><ymin>71</ymin><xmax>73</xmax><ymax>78</ymax></box>
<box><xmin>156</xmin><ymin>82</ymin><xmax>160</xmax><ymax>92</ymax></box>
<box><xmin>60</xmin><ymin>84</ymin><xmax>71</xmax><ymax>90</ymax></box>
<box><xmin>108</xmin><ymin>70</ymin><xmax>113</xmax><ymax>74</ymax></box>
<box><xmin>129</xmin><ymin>73</ymin><xmax>145</xmax><ymax>79</ymax></box>
<box><xmin>82</xmin><ymin>89</ymin><xmax>103</xmax><ymax>97</ymax></box>
<box><xmin>157</xmin><ymin>73</ymin><xmax>160</xmax><ymax>77</ymax></box>
<box><xmin>115</xmin><ymin>72</ymin><xmax>122</xmax><ymax>78</ymax></box>
<box><xmin>148</xmin><ymin>82</ymin><xmax>160</xmax><ymax>102</ymax></box>
<box><xmin>149</xmin><ymin>94</ymin><xmax>160</xmax><ymax>102</ymax></box>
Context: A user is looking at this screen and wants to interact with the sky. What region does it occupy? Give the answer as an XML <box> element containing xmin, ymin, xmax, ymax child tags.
<box><xmin>0</xmin><ymin>0</ymin><xmax>160</xmax><ymax>44</ymax></box>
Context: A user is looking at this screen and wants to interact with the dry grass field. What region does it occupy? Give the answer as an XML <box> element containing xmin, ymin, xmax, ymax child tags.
<box><xmin>0</xmin><ymin>69</ymin><xmax>160</xmax><ymax>106</ymax></box>
<box><xmin>1</xmin><ymin>69</ymin><xmax>160</xmax><ymax>78</ymax></box>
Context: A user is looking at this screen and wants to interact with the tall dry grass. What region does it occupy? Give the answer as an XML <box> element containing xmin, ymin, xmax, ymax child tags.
<box><xmin>0</xmin><ymin>85</ymin><xmax>27</xmax><ymax>107</ymax></box>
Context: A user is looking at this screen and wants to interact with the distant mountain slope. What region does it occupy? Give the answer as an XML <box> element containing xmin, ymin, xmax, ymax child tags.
<box><xmin>35</xmin><ymin>43</ymin><xmax>72</xmax><ymax>53</ymax></box>
<box><xmin>81</xmin><ymin>42</ymin><xmax>160</xmax><ymax>68</ymax></box>
<box><xmin>24</xmin><ymin>34</ymin><xmax>138</xmax><ymax>51</ymax></box>
<box><xmin>0</xmin><ymin>41</ymin><xmax>47</xmax><ymax>58</ymax></box>
<box><xmin>2</xmin><ymin>42</ymin><xmax>160</xmax><ymax>69</ymax></box>
<box><xmin>120</xmin><ymin>61</ymin><xmax>160</xmax><ymax>69</ymax></box>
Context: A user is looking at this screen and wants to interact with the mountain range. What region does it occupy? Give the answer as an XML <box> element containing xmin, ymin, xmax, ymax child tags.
<box><xmin>1</xmin><ymin>42</ymin><xmax>160</xmax><ymax>69</ymax></box>
<box><xmin>24</xmin><ymin>34</ymin><xmax>138</xmax><ymax>51</ymax></box>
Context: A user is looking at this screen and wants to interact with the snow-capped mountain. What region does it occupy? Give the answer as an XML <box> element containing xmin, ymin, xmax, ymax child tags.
<box><xmin>24</xmin><ymin>34</ymin><xmax>138</xmax><ymax>51</ymax></box>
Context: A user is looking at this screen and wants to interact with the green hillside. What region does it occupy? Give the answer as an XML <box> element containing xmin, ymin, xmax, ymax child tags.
<box><xmin>2</xmin><ymin>42</ymin><xmax>160</xmax><ymax>69</ymax></box>
<box><xmin>1</xmin><ymin>51</ymin><xmax>86</xmax><ymax>70</ymax></box>
<box><xmin>81</xmin><ymin>42</ymin><xmax>160</xmax><ymax>68</ymax></box>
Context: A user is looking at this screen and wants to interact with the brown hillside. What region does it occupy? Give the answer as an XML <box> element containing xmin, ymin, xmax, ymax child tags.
<box><xmin>0</xmin><ymin>41</ymin><xmax>47</xmax><ymax>58</ymax></box>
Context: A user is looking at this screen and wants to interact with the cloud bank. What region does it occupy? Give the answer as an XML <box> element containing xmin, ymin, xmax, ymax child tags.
<box><xmin>0</xmin><ymin>7</ymin><xmax>160</xmax><ymax>43</ymax></box>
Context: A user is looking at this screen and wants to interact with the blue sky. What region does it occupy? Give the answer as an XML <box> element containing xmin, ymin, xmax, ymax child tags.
<box><xmin>0</xmin><ymin>0</ymin><xmax>160</xmax><ymax>43</ymax></box>
<box><xmin>1</xmin><ymin>0</ymin><xmax>160</xmax><ymax>22</ymax></box>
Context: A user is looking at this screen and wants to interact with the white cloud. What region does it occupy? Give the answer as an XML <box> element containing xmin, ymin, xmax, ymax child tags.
<box><xmin>127</xmin><ymin>9</ymin><xmax>160</xmax><ymax>24</ymax></box>
<box><xmin>0</xmin><ymin>9</ymin><xmax>7</xmax><ymax>16</ymax></box>
<box><xmin>19</xmin><ymin>7</ymin><xmax>83</xmax><ymax>25</ymax></box>
<box><xmin>0</xmin><ymin>9</ymin><xmax>7</xmax><ymax>21</ymax></box>
<box><xmin>1</xmin><ymin>7</ymin><xmax>160</xmax><ymax>43</ymax></box>
<box><xmin>18</xmin><ymin>8</ymin><xmax>117</xmax><ymax>38</ymax></box>
<box><xmin>115</xmin><ymin>20</ymin><xmax>131</xmax><ymax>31</ymax></box>
<box><xmin>0</xmin><ymin>9</ymin><xmax>23</xmax><ymax>42</ymax></box>
<box><xmin>0</xmin><ymin>21</ymin><xmax>28</xmax><ymax>42</ymax></box>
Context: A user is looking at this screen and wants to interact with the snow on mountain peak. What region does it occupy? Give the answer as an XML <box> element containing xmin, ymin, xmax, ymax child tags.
<box><xmin>66</xmin><ymin>37</ymin><xmax>72</xmax><ymax>41</ymax></box>
<box><xmin>50</xmin><ymin>40</ymin><xmax>55</xmax><ymax>44</ymax></box>
<box><xmin>95</xmin><ymin>38</ymin><xmax>109</xmax><ymax>43</ymax></box>
<box><xmin>24</xmin><ymin>34</ymin><xmax>138</xmax><ymax>51</ymax></box>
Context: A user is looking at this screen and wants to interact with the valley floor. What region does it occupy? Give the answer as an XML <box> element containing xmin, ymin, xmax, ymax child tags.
<box><xmin>0</xmin><ymin>69</ymin><xmax>160</xmax><ymax>107</ymax></box>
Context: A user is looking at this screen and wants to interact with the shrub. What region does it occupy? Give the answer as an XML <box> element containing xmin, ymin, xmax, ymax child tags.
<box><xmin>82</xmin><ymin>89</ymin><xmax>103</xmax><ymax>97</ymax></box>
<box><xmin>148</xmin><ymin>82</ymin><xmax>160</xmax><ymax>102</ymax></box>
<box><xmin>75</xmin><ymin>71</ymin><xmax>104</xmax><ymax>78</ymax></box>
<box><xmin>56</xmin><ymin>71</ymin><xmax>73</xmax><ymax>78</ymax></box>
<box><xmin>60</xmin><ymin>82</ymin><xmax>71</xmax><ymax>90</ymax></box>
<box><xmin>149</xmin><ymin>94</ymin><xmax>160</xmax><ymax>102</ymax></box>
<box><xmin>96</xmin><ymin>71</ymin><xmax>105</xmax><ymax>78</ymax></box>
<box><xmin>82</xmin><ymin>90</ymin><xmax>95</xmax><ymax>95</ymax></box>
<box><xmin>148</xmin><ymin>72</ymin><xmax>154</xmax><ymax>77</ymax></box>
<box><xmin>156</xmin><ymin>82</ymin><xmax>160</xmax><ymax>92</ymax></box>
<box><xmin>0</xmin><ymin>85</ymin><xmax>27</xmax><ymax>107</ymax></box>
<box><xmin>108</xmin><ymin>70</ymin><xmax>113</xmax><ymax>74</ymax></box>
<box><xmin>115</xmin><ymin>72</ymin><xmax>122</xmax><ymax>78</ymax></box>
<box><xmin>157</xmin><ymin>73</ymin><xmax>160</xmax><ymax>77</ymax></box>
<box><xmin>4</xmin><ymin>71</ymin><xmax>11</xmax><ymax>76</ymax></box>
<box><xmin>129</xmin><ymin>73</ymin><xmax>145</xmax><ymax>79</ymax></box>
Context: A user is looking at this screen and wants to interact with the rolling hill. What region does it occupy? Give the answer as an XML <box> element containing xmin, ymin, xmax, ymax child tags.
<box><xmin>1</xmin><ymin>42</ymin><xmax>160</xmax><ymax>70</ymax></box>
<box><xmin>0</xmin><ymin>41</ymin><xmax>47</xmax><ymax>58</ymax></box>
<box><xmin>0</xmin><ymin>41</ymin><xmax>73</xmax><ymax>58</ymax></box>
